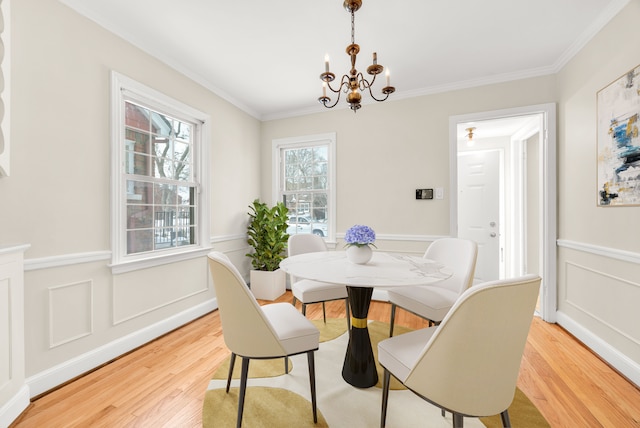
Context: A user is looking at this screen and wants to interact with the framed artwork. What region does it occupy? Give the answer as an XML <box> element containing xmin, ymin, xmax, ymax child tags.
<box><xmin>597</xmin><ymin>64</ymin><xmax>640</xmax><ymax>206</ymax></box>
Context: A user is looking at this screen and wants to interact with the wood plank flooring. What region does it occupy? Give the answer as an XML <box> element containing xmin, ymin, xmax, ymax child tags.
<box><xmin>11</xmin><ymin>291</ymin><xmax>640</xmax><ymax>427</ymax></box>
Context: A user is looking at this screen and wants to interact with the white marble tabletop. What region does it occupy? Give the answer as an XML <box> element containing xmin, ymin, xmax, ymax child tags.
<box><xmin>279</xmin><ymin>251</ymin><xmax>452</xmax><ymax>288</ymax></box>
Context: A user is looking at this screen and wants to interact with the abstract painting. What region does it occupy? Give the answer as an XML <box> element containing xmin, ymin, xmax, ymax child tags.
<box><xmin>597</xmin><ymin>64</ymin><xmax>640</xmax><ymax>206</ymax></box>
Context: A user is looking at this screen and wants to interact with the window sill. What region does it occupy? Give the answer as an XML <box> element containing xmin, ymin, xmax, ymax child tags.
<box><xmin>109</xmin><ymin>246</ymin><xmax>212</xmax><ymax>275</ymax></box>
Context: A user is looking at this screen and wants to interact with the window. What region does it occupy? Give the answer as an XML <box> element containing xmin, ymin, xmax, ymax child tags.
<box><xmin>111</xmin><ymin>72</ymin><xmax>210</xmax><ymax>273</ymax></box>
<box><xmin>273</xmin><ymin>133</ymin><xmax>336</xmax><ymax>241</ymax></box>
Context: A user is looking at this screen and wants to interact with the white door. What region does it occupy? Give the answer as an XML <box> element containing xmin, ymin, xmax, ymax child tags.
<box><xmin>458</xmin><ymin>150</ymin><xmax>502</xmax><ymax>282</ymax></box>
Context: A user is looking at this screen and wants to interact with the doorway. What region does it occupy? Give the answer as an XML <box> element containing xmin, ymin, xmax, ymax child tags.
<box><xmin>449</xmin><ymin>104</ymin><xmax>557</xmax><ymax>323</ymax></box>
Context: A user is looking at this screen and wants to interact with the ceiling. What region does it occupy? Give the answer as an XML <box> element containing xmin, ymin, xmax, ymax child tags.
<box><xmin>59</xmin><ymin>0</ymin><xmax>629</xmax><ymax>121</ymax></box>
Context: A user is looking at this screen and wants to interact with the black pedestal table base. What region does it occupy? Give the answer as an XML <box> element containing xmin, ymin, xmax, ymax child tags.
<box><xmin>342</xmin><ymin>286</ymin><xmax>378</xmax><ymax>388</ymax></box>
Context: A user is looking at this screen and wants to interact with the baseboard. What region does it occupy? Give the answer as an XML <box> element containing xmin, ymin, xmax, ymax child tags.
<box><xmin>0</xmin><ymin>385</ymin><xmax>30</xmax><ymax>428</ymax></box>
<box><xmin>556</xmin><ymin>311</ymin><xmax>640</xmax><ymax>387</ymax></box>
<box><xmin>26</xmin><ymin>298</ymin><xmax>218</xmax><ymax>398</ymax></box>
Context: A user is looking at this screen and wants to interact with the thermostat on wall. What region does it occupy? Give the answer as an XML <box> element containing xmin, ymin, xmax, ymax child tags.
<box><xmin>415</xmin><ymin>189</ymin><xmax>433</xmax><ymax>200</ymax></box>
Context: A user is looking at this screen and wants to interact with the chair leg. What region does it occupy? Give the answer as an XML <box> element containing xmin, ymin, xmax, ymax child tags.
<box><xmin>237</xmin><ymin>357</ymin><xmax>250</xmax><ymax>428</ymax></box>
<box><xmin>301</xmin><ymin>303</ymin><xmax>307</xmax><ymax>316</ymax></box>
<box><xmin>345</xmin><ymin>298</ymin><xmax>351</xmax><ymax>329</ymax></box>
<box><xmin>284</xmin><ymin>356</ymin><xmax>289</xmax><ymax>374</ymax></box>
<box><xmin>292</xmin><ymin>296</ymin><xmax>297</xmax><ymax>307</ymax></box>
<box><xmin>226</xmin><ymin>353</ymin><xmax>237</xmax><ymax>392</ymax></box>
<box><xmin>307</xmin><ymin>351</ymin><xmax>318</xmax><ymax>423</ymax></box>
<box><xmin>322</xmin><ymin>302</ymin><xmax>327</xmax><ymax>323</ymax></box>
<box><xmin>500</xmin><ymin>409</ymin><xmax>511</xmax><ymax>428</ymax></box>
<box><xmin>389</xmin><ymin>304</ymin><xmax>397</xmax><ymax>337</ymax></box>
<box><xmin>380</xmin><ymin>368</ymin><xmax>391</xmax><ymax>428</ymax></box>
<box><xmin>452</xmin><ymin>412</ymin><xmax>464</xmax><ymax>428</ymax></box>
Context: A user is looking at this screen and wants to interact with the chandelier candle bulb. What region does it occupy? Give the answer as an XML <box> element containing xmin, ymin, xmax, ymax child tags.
<box><xmin>322</xmin><ymin>82</ymin><xmax>327</xmax><ymax>98</ymax></box>
<box><xmin>325</xmin><ymin>54</ymin><xmax>330</xmax><ymax>72</ymax></box>
<box><xmin>373</xmin><ymin>52</ymin><xmax>377</xmax><ymax>65</ymax></box>
<box><xmin>386</xmin><ymin>69</ymin><xmax>390</xmax><ymax>87</ymax></box>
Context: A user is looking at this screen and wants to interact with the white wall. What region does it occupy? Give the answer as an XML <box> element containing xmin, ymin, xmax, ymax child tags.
<box><xmin>0</xmin><ymin>0</ymin><xmax>261</xmax><ymax>396</ymax></box>
<box><xmin>556</xmin><ymin>0</ymin><xmax>640</xmax><ymax>384</ymax></box>
<box><xmin>261</xmin><ymin>78</ymin><xmax>556</xmax><ymax>252</ymax></box>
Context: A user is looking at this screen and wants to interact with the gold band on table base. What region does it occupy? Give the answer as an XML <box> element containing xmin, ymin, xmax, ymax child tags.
<box><xmin>351</xmin><ymin>317</ymin><xmax>368</xmax><ymax>329</ymax></box>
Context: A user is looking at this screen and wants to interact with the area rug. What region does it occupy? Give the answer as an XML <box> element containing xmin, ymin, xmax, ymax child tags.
<box><xmin>203</xmin><ymin>320</ymin><xmax>549</xmax><ymax>427</ymax></box>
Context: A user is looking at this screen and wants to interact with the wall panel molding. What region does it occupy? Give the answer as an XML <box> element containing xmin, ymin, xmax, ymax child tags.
<box><xmin>113</xmin><ymin>286</ymin><xmax>208</xmax><ymax>325</ymax></box>
<box><xmin>24</xmin><ymin>251</ymin><xmax>111</xmax><ymax>271</ymax></box>
<box><xmin>564</xmin><ymin>261</ymin><xmax>640</xmax><ymax>346</ymax></box>
<box><xmin>22</xmin><ymin>234</ymin><xmax>446</xmax><ymax>272</ymax></box>
<box><xmin>48</xmin><ymin>280</ymin><xmax>94</xmax><ymax>348</ymax></box>
<box><xmin>558</xmin><ymin>239</ymin><xmax>640</xmax><ymax>264</ymax></box>
<box><xmin>26</xmin><ymin>298</ymin><xmax>216</xmax><ymax>397</ymax></box>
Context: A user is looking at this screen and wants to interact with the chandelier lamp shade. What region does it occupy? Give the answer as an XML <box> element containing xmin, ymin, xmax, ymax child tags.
<box><xmin>318</xmin><ymin>0</ymin><xmax>395</xmax><ymax>112</ymax></box>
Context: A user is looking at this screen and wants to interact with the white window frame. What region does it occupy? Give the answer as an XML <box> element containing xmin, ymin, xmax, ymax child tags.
<box><xmin>272</xmin><ymin>132</ymin><xmax>337</xmax><ymax>243</ymax></box>
<box><xmin>110</xmin><ymin>72</ymin><xmax>210</xmax><ymax>274</ymax></box>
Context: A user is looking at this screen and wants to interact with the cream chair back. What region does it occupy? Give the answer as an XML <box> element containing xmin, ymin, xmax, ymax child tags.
<box><xmin>405</xmin><ymin>274</ymin><xmax>541</xmax><ymax>417</ymax></box>
<box><xmin>207</xmin><ymin>251</ymin><xmax>285</xmax><ymax>358</ymax></box>
<box><xmin>424</xmin><ymin>238</ymin><xmax>477</xmax><ymax>295</ymax></box>
<box><xmin>287</xmin><ymin>234</ymin><xmax>327</xmax><ymax>283</ymax></box>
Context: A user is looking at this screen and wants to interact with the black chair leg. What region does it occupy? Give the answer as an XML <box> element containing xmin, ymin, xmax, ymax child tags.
<box><xmin>380</xmin><ymin>368</ymin><xmax>391</xmax><ymax>428</ymax></box>
<box><xmin>226</xmin><ymin>353</ymin><xmax>236</xmax><ymax>392</ymax></box>
<box><xmin>322</xmin><ymin>302</ymin><xmax>327</xmax><ymax>323</ymax></box>
<box><xmin>452</xmin><ymin>412</ymin><xmax>464</xmax><ymax>428</ymax></box>
<box><xmin>292</xmin><ymin>296</ymin><xmax>297</xmax><ymax>307</ymax></box>
<box><xmin>284</xmin><ymin>356</ymin><xmax>289</xmax><ymax>374</ymax></box>
<box><xmin>237</xmin><ymin>358</ymin><xmax>250</xmax><ymax>428</ymax></box>
<box><xmin>302</xmin><ymin>303</ymin><xmax>307</xmax><ymax>316</ymax></box>
<box><xmin>500</xmin><ymin>409</ymin><xmax>511</xmax><ymax>428</ymax></box>
<box><xmin>307</xmin><ymin>351</ymin><xmax>318</xmax><ymax>423</ymax></box>
<box><xmin>389</xmin><ymin>304</ymin><xmax>397</xmax><ymax>337</ymax></box>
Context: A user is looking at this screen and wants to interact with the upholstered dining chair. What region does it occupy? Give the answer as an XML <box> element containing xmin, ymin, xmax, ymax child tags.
<box><xmin>288</xmin><ymin>234</ymin><xmax>350</xmax><ymax>328</ymax></box>
<box><xmin>387</xmin><ymin>237</ymin><xmax>477</xmax><ymax>336</ymax></box>
<box><xmin>378</xmin><ymin>274</ymin><xmax>541</xmax><ymax>428</ymax></box>
<box><xmin>207</xmin><ymin>251</ymin><xmax>320</xmax><ymax>428</ymax></box>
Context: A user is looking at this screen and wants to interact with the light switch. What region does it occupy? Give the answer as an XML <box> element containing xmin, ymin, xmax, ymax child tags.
<box><xmin>415</xmin><ymin>189</ymin><xmax>433</xmax><ymax>200</ymax></box>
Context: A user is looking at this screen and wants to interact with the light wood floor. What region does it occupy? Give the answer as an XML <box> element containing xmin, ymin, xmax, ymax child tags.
<box><xmin>11</xmin><ymin>291</ymin><xmax>640</xmax><ymax>427</ymax></box>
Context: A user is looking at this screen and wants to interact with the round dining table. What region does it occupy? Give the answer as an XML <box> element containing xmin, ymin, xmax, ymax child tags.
<box><xmin>279</xmin><ymin>250</ymin><xmax>452</xmax><ymax>388</ymax></box>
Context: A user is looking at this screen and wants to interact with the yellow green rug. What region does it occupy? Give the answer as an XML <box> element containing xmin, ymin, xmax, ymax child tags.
<box><xmin>203</xmin><ymin>319</ymin><xmax>549</xmax><ymax>427</ymax></box>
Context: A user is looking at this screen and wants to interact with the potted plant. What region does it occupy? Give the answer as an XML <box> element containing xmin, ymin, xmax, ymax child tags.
<box><xmin>246</xmin><ymin>199</ymin><xmax>290</xmax><ymax>300</ymax></box>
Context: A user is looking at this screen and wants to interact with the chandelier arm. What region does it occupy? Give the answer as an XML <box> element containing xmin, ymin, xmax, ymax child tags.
<box><xmin>336</xmin><ymin>75</ymin><xmax>352</xmax><ymax>94</ymax></box>
<box><xmin>366</xmin><ymin>84</ymin><xmax>391</xmax><ymax>102</ymax></box>
<box><xmin>320</xmin><ymin>89</ymin><xmax>343</xmax><ymax>108</ymax></box>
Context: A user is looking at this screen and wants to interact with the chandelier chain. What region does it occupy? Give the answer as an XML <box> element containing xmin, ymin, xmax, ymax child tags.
<box><xmin>351</xmin><ymin>10</ymin><xmax>355</xmax><ymax>45</ymax></box>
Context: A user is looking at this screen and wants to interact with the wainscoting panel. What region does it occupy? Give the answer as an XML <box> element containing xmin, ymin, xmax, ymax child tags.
<box><xmin>48</xmin><ymin>280</ymin><xmax>94</xmax><ymax>348</ymax></box>
<box><xmin>0</xmin><ymin>277</ymin><xmax>10</xmax><ymax>385</ymax></box>
<box><xmin>112</xmin><ymin>256</ymin><xmax>209</xmax><ymax>325</ymax></box>
<box><xmin>557</xmin><ymin>241</ymin><xmax>640</xmax><ymax>385</ymax></box>
<box><xmin>565</xmin><ymin>262</ymin><xmax>640</xmax><ymax>345</ymax></box>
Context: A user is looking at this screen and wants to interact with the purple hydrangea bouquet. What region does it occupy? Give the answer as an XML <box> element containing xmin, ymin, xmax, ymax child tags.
<box><xmin>344</xmin><ymin>224</ymin><xmax>377</xmax><ymax>248</ymax></box>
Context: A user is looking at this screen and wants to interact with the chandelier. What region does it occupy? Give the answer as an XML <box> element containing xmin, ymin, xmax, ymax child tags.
<box><xmin>318</xmin><ymin>0</ymin><xmax>395</xmax><ymax>112</ymax></box>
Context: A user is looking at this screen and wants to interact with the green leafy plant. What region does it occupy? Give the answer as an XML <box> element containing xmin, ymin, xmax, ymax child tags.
<box><xmin>246</xmin><ymin>199</ymin><xmax>290</xmax><ymax>271</ymax></box>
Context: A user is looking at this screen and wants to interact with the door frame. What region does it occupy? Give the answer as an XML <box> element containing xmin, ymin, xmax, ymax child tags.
<box><xmin>449</xmin><ymin>103</ymin><xmax>557</xmax><ymax>323</ymax></box>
